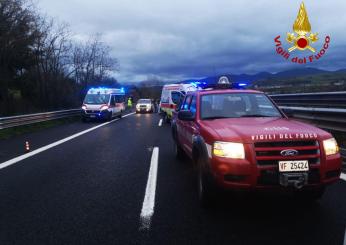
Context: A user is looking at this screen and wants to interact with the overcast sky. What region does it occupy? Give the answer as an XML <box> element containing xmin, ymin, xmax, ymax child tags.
<box><xmin>36</xmin><ymin>0</ymin><xmax>346</xmax><ymax>82</ymax></box>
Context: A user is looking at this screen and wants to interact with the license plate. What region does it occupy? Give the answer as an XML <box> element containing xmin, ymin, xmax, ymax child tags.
<box><xmin>278</xmin><ymin>160</ymin><xmax>309</xmax><ymax>172</ymax></box>
<box><xmin>90</xmin><ymin>115</ymin><xmax>96</xmax><ymax>118</ymax></box>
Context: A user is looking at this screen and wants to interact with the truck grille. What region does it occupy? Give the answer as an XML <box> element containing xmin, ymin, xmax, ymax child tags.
<box><xmin>86</xmin><ymin>110</ymin><xmax>100</xmax><ymax>114</ymax></box>
<box><xmin>254</xmin><ymin>140</ymin><xmax>320</xmax><ymax>166</ymax></box>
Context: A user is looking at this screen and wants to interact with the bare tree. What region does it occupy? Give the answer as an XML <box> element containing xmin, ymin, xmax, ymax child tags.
<box><xmin>0</xmin><ymin>0</ymin><xmax>120</xmax><ymax>114</ymax></box>
<box><xmin>70</xmin><ymin>34</ymin><xmax>119</xmax><ymax>88</ymax></box>
<box><xmin>29</xmin><ymin>15</ymin><xmax>72</xmax><ymax>107</ymax></box>
<box><xmin>0</xmin><ymin>0</ymin><xmax>37</xmax><ymax>111</ymax></box>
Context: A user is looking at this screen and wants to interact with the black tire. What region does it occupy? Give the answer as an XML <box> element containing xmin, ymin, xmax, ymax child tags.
<box><xmin>197</xmin><ymin>158</ymin><xmax>216</xmax><ymax>208</ymax></box>
<box><xmin>118</xmin><ymin>112</ymin><xmax>122</xmax><ymax>118</ymax></box>
<box><xmin>82</xmin><ymin>117</ymin><xmax>87</xmax><ymax>123</ymax></box>
<box><xmin>106</xmin><ymin>112</ymin><xmax>112</xmax><ymax>121</ymax></box>
<box><xmin>174</xmin><ymin>140</ymin><xmax>185</xmax><ymax>160</ymax></box>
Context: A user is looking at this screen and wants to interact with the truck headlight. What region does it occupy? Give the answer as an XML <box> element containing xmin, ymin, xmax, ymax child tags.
<box><xmin>213</xmin><ymin>141</ymin><xmax>245</xmax><ymax>159</ymax></box>
<box><xmin>136</xmin><ymin>105</ymin><xmax>140</xmax><ymax>109</ymax></box>
<box><xmin>323</xmin><ymin>138</ymin><xmax>339</xmax><ymax>156</ymax></box>
<box><xmin>100</xmin><ymin>105</ymin><xmax>109</xmax><ymax>111</ymax></box>
<box><xmin>82</xmin><ymin>105</ymin><xmax>87</xmax><ymax>110</ymax></box>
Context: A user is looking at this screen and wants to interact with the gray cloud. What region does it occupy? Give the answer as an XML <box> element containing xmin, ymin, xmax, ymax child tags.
<box><xmin>37</xmin><ymin>0</ymin><xmax>346</xmax><ymax>82</ymax></box>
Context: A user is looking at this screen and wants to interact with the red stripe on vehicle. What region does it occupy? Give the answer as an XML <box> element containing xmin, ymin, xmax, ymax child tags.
<box><xmin>161</xmin><ymin>103</ymin><xmax>176</xmax><ymax>109</ymax></box>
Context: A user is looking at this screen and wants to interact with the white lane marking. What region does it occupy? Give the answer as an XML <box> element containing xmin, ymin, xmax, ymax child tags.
<box><xmin>0</xmin><ymin>112</ymin><xmax>136</xmax><ymax>170</ymax></box>
<box><xmin>158</xmin><ymin>119</ymin><xmax>163</xmax><ymax>127</ymax></box>
<box><xmin>140</xmin><ymin>147</ymin><xmax>159</xmax><ymax>230</ymax></box>
<box><xmin>341</xmin><ymin>173</ymin><xmax>346</xmax><ymax>181</ymax></box>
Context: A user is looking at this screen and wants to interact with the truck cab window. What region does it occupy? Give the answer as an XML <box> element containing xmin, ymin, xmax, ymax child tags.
<box><xmin>182</xmin><ymin>95</ymin><xmax>192</xmax><ymax>110</ymax></box>
<box><xmin>171</xmin><ymin>91</ymin><xmax>182</xmax><ymax>105</ymax></box>
<box><xmin>189</xmin><ymin>96</ymin><xmax>197</xmax><ymax>115</ymax></box>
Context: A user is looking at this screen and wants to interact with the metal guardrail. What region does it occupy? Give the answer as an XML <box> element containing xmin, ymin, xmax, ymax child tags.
<box><xmin>341</xmin><ymin>148</ymin><xmax>346</xmax><ymax>163</ymax></box>
<box><xmin>270</xmin><ymin>92</ymin><xmax>346</xmax><ymax>165</ymax></box>
<box><xmin>278</xmin><ymin>106</ymin><xmax>346</xmax><ymax>165</ymax></box>
<box><xmin>270</xmin><ymin>91</ymin><xmax>346</xmax><ymax>108</ymax></box>
<box><xmin>0</xmin><ymin>109</ymin><xmax>81</xmax><ymax>130</ymax></box>
<box><xmin>278</xmin><ymin>106</ymin><xmax>346</xmax><ymax>132</ymax></box>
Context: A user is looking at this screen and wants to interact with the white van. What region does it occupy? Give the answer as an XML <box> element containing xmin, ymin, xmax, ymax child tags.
<box><xmin>81</xmin><ymin>88</ymin><xmax>125</xmax><ymax>122</ymax></box>
<box><xmin>160</xmin><ymin>83</ymin><xmax>197</xmax><ymax>122</ymax></box>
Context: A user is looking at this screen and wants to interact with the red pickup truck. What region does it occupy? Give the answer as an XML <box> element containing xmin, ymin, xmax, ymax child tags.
<box><xmin>171</xmin><ymin>77</ymin><xmax>342</xmax><ymax>207</ymax></box>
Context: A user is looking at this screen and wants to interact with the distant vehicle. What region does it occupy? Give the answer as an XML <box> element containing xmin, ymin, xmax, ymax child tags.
<box><xmin>81</xmin><ymin>88</ymin><xmax>125</xmax><ymax>122</ymax></box>
<box><xmin>159</xmin><ymin>83</ymin><xmax>197</xmax><ymax>123</ymax></box>
<box><xmin>172</xmin><ymin>76</ymin><xmax>342</xmax><ymax>207</ymax></box>
<box><xmin>136</xmin><ymin>99</ymin><xmax>154</xmax><ymax>113</ymax></box>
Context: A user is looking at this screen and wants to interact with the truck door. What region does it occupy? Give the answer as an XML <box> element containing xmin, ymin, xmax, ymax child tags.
<box><xmin>177</xmin><ymin>95</ymin><xmax>191</xmax><ymax>149</ymax></box>
<box><xmin>110</xmin><ymin>95</ymin><xmax>116</xmax><ymax>116</ymax></box>
<box><xmin>183</xmin><ymin>95</ymin><xmax>197</xmax><ymax>155</ymax></box>
<box><xmin>115</xmin><ymin>95</ymin><xmax>123</xmax><ymax>113</ymax></box>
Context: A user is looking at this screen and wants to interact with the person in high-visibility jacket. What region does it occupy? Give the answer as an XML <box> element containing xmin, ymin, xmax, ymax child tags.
<box><xmin>127</xmin><ymin>98</ymin><xmax>133</xmax><ymax>108</ymax></box>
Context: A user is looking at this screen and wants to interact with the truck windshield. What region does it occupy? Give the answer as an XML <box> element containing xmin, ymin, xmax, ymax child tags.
<box><xmin>201</xmin><ymin>93</ymin><xmax>282</xmax><ymax>120</ymax></box>
<box><xmin>84</xmin><ymin>94</ymin><xmax>110</xmax><ymax>104</ymax></box>
<box><xmin>171</xmin><ymin>91</ymin><xmax>182</xmax><ymax>105</ymax></box>
<box><xmin>138</xmin><ymin>99</ymin><xmax>151</xmax><ymax>104</ymax></box>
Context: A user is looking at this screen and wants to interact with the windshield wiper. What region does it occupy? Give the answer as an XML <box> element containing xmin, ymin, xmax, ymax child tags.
<box><xmin>240</xmin><ymin>114</ymin><xmax>278</xmax><ymax>118</ymax></box>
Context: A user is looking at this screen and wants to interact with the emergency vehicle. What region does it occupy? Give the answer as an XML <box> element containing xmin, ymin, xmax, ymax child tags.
<box><xmin>160</xmin><ymin>83</ymin><xmax>198</xmax><ymax>122</ymax></box>
<box><xmin>81</xmin><ymin>88</ymin><xmax>125</xmax><ymax>121</ymax></box>
<box><xmin>171</xmin><ymin>76</ymin><xmax>342</xmax><ymax>207</ymax></box>
<box><xmin>136</xmin><ymin>99</ymin><xmax>154</xmax><ymax>113</ymax></box>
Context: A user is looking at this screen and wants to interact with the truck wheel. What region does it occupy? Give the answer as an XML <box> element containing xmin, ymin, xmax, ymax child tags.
<box><xmin>106</xmin><ymin>112</ymin><xmax>112</xmax><ymax>121</ymax></box>
<box><xmin>174</xmin><ymin>140</ymin><xmax>185</xmax><ymax>160</ymax></box>
<box><xmin>118</xmin><ymin>112</ymin><xmax>122</xmax><ymax>118</ymax></box>
<box><xmin>197</xmin><ymin>158</ymin><xmax>216</xmax><ymax>208</ymax></box>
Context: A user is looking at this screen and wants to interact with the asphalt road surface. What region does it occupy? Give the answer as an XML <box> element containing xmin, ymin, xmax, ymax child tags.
<box><xmin>0</xmin><ymin>112</ymin><xmax>345</xmax><ymax>245</ymax></box>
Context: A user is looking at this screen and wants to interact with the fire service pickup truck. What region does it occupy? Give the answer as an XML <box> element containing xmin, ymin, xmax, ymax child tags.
<box><xmin>171</xmin><ymin>76</ymin><xmax>342</xmax><ymax>206</ymax></box>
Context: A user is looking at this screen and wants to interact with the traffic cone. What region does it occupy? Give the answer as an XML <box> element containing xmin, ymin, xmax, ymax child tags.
<box><xmin>25</xmin><ymin>141</ymin><xmax>30</xmax><ymax>152</ymax></box>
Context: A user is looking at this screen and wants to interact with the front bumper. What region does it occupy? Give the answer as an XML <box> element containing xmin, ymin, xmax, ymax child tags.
<box><xmin>136</xmin><ymin>107</ymin><xmax>152</xmax><ymax>113</ymax></box>
<box><xmin>81</xmin><ymin>110</ymin><xmax>109</xmax><ymax>119</ymax></box>
<box><xmin>209</xmin><ymin>153</ymin><xmax>342</xmax><ymax>191</ymax></box>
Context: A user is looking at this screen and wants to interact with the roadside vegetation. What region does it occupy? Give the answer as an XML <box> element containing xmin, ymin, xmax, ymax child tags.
<box><xmin>0</xmin><ymin>0</ymin><xmax>119</xmax><ymax>116</ymax></box>
<box><xmin>251</xmin><ymin>72</ymin><xmax>346</xmax><ymax>94</ymax></box>
<box><xmin>0</xmin><ymin>116</ymin><xmax>80</xmax><ymax>139</ymax></box>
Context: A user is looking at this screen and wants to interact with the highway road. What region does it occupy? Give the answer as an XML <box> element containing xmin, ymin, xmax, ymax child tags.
<box><xmin>0</xmin><ymin>112</ymin><xmax>346</xmax><ymax>245</ymax></box>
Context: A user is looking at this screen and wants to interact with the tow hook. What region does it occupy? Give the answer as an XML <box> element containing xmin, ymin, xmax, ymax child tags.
<box><xmin>293</xmin><ymin>180</ymin><xmax>304</xmax><ymax>189</ymax></box>
<box><xmin>279</xmin><ymin>173</ymin><xmax>308</xmax><ymax>189</ymax></box>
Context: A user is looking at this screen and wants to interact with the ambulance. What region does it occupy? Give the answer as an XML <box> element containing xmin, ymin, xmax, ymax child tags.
<box><xmin>159</xmin><ymin>83</ymin><xmax>198</xmax><ymax>122</ymax></box>
<box><xmin>81</xmin><ymin>88</ymin><xmax>126</xmax><ymax>122</ymax></box>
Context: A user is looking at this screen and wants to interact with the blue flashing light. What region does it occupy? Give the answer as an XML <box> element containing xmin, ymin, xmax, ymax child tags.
<box><xmin>189</xmin><ymin>81</ymin><xmax>209</xmax><ymax>89</ymax></box>
<box><xmin>238</xmin><ymin>83</ymin><xmax>248</xmax><ymax>87</ymax></box>
<box><xmin>120</xmin><ymin>87</ymin><xmax>125</xmax><ymax>93</ymax></box>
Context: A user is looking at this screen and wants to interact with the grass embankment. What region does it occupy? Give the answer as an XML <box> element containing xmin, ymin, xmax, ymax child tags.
<box><xmin>0</xmin><ymin>116</ymin><xmax>80</xmax><ymax>140</ymax></box>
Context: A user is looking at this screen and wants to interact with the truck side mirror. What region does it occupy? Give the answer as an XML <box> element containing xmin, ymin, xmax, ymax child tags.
<box><xmin>178</xmin><ymin>110</ymin><xmax>195</xmax><ymax>121</ymax></box>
